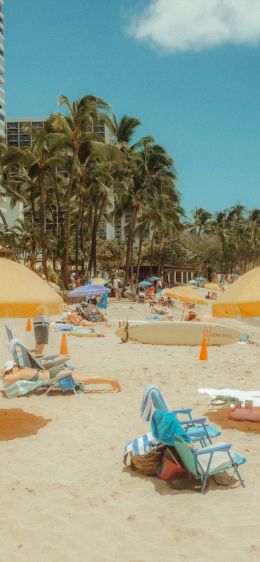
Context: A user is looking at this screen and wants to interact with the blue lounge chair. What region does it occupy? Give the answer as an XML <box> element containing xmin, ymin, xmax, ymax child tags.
<box><xmin>151</xmin><ymin>409</ymin><xmax>246</xmax><ymax>493</ymax></box>
<box><xmin>141</xmin><ymin>385</ymin><xmax>221</xmax><ymax>446</ymax></box>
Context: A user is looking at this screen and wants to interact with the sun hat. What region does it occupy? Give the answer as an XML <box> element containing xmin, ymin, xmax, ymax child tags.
<box><xmin>4</xmin><ymin>360</ymin><xmax>14</xmax><ymax>374</ymax></box>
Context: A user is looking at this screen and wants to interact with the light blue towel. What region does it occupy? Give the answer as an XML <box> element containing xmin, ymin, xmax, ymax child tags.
<box><xmin>151</xmin><ymin>409</ymin><xmax>191</xmax><ymax>445</ymax></box>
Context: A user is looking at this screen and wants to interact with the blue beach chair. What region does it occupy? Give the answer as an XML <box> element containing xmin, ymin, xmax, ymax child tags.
<box><xmin>141</xmin><ymin>385</ymin><xmax>221</xmax><ymax>446</ymax></box>
<box><xmin>151</xmin><ymin>409</ymin><xmax>246</xmax><ymax>493</ymax></box>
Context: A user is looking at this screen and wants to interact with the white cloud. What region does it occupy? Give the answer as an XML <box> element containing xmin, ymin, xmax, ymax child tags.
<box><xmin>127</xmin><ymin>0</ymin><xmax>260</xmax><ymax>53</ymax></box>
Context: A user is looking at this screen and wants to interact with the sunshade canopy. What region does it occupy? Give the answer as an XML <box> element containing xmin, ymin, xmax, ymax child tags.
<box><xmin>139</xmin><ymin>280</ymin><xmax>152</xmax><ymax>287</ymax></box>
<box><xmin>92</xmin><ymin>278</ymin><xmax>108</xmax><ymax>285</ymax></box>
<box><xmin>0</xmin><ymin>259</ymin><xmax>64</xmax><ymax>317</ymax></box>
<box><xmin>68</xmin><ymin>284</ymin><xmax>110</xmax><ymax>298</ymax></box>
<box><xmin>164</xmin><ymin>285</ymin><xmax>208</xmax><ymax>305</ymax></box>
<box><xmin>204</xmin><ymin>282</ymin><xmax>222</xmax><ymax>291</ymax></box>
<box><xmin>212</xmin><ymin>266</ymin><xmax>260</xmax><ymax>317</ymax></box>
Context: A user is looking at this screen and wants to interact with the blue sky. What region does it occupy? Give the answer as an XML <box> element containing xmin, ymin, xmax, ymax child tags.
<box><xmin>4</xmin><ymin>0</ymin><xmax>260</xmax><ymax>214</ymax></box>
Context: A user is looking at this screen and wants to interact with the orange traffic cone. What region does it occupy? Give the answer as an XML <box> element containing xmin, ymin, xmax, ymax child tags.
<box><xmin>26</xmin><ymin>318</ymin><xmax>32</xmax><ymax>332</ymax></box>
<box><xmin>60</xmin><ymin>333</ymin><xmax>69</xmax><ymax>356</ymax></box>
<box><xmin>199</xmin><ymin>339</ymin><xmax>208</xmax><ymax>361</ymax></box>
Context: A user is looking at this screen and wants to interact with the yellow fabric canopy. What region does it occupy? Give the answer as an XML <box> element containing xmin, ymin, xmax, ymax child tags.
<box><xmin>212</xmin><ymin>266</ymin><xmax>260</xmax><ymax>317</ymax></box>
<box><xmin>164</xmin><ymin>286</ymin><xmax>208</xmax><ymax>305</ymax></box>
<box><xmin>0</xmin><ymin>259</ymin><xmax>64</xmax><ymax>317</ymax></box>
<box><xmin>204</xmin><ymin>282</ymin><xmax>222</xmax><ymax>291</ymax></box>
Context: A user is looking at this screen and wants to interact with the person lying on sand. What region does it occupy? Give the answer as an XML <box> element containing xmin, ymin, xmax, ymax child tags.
<box><xmin>63</xmin><ymin>311</ymin><xmax>92</xmax><ymax>327</ymax></box>
<box><xmin>1</xmin><ymin>361</ymin><xmax>121</xmax><ymax>392</ymax></box>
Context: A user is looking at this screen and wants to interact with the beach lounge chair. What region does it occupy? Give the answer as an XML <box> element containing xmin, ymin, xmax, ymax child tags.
<box><xmin>151</xmin><ymin>409</ymin><xmax>246</xmax><ymax>493</ymax></box>
<box><xmin>3</xmin><ymin>371</ymin><xmax>78</xmax><ymax>399</ymax></box>
<box><xmin>9</xmin><ymin>337</ymin><xmax>71</xmax><ymax>371</ymax></box>
<box><xmin>141</xmin><ymin>385</ymin><xmax>221</xmax><ymax>445</ymax></box>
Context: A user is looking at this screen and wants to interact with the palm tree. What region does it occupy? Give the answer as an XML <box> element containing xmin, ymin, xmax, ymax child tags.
<box><xmin>1</xmin><ymin>123</ymin><xmax>62</xmax><ymax>277</ymax></box>
<box><xmin>49</xmin><ymin>94</ymin><xmax>110</xmax><ymax>286</ymax></box>
<box><xmin>188</xmin><ymin>208</ymin><xmax>212</xmax><ymax>236</ymax></box>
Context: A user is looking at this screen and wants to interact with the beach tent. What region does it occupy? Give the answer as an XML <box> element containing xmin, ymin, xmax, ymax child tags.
<box><xmin>0</xmin><ymin>259</ymin><xmax>63</xmax><ymax>317</ymax></box>
<box><xmin>68</xmin><ymin>284</ymin><xmax>110</xmax><ymax>299</ymax></box>
<box><xmin>212</xmin><ymin>266</ymin><xmax>260</xmax><ymax>317</ymax></box>
<box><xmin>139</xmin><ymin>280</ymin><xmax>152</xmax><ymax>287</ymax></box>
<box><xmin>164</xmin><ymin>286</ymin><xmax>208</xmax><ymax>306</ymax></box>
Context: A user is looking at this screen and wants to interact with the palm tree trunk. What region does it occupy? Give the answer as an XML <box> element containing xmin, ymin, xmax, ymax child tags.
<box><xmin>135</xmin><ymin>227</ymin><xmax>145</xmax><ymax>284</ymax></box>
<box><xmin>149</xmin><ymin>233</ymin><xmax>155</xmax><ymax>276</ymax></box>
<box><xmin>38</xmin><ymin>171</ymin><xmax>48</xmax><ymax>279</ymax></box>
<box><xmin>62</xmin><ymin>153</ymin><xmax>77</xmax><ymax>287</ymax></box>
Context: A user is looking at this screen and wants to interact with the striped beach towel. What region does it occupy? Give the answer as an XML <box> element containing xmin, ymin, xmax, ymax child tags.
<box><xmin>124</xmin><ymin>431</ymin><xmax>162</xmax><ymax>456</ymax></box>
<box><xmin>140</xmin><ymin>385</ymin><xmax>170</xmax><ymax>421</ymax></box>
<box><xmin>4</xmin><ymin>379</ymin><xmax>42</xmax><ymax>399</ymax></box>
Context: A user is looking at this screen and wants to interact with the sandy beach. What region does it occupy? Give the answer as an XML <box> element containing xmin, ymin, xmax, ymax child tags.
<box><xmin>1</xmin><ymin>300</ymin><xmax>260</xmax><ymax>562</ymax></box>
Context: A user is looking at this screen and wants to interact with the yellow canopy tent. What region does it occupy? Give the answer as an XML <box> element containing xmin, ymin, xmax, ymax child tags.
<box><xmin>0</xmin><ymin>259</ymin><xmax>64</xmax><ymax>317</ymax></box>
<box><xmin>212</xmin><ymin>266</ymin><xmax>260</xmax><ymax>317</ymax></box>
<box><xmin>164</xmin><ymin>286</ymin><xmax>208</xmax><ymax>306</ymax></box>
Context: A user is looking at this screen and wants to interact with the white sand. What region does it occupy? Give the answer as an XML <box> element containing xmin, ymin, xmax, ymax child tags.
<box><xmin>1</xmin><ymin>301</ymin><xmax>260</xmax><ymax>562</ymax></box>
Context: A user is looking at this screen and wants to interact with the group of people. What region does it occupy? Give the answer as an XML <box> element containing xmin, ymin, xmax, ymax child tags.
<box><xmin>206</xmin><ymin>291</ymin><xmax>218</xmax><ymax>300</ymax></box>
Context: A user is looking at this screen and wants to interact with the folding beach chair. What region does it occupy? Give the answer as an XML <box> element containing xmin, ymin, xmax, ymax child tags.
<box><xmin>9</xmin><ymin>337</ymin><xmax>71</xmax><ymax>371</ymax></box>
<box><xmin>141</xmin><ymin>385</ymin><xmax>221</xmax><ymax>446</ymax></box>
<box><xmin>174</xmin><ymin>436</ymin><xmax>246</xmax><ymax>493</ymax></box>
<box><xmin>151</xmin><ymin>409</ymin><xmax>246</xmax><ymax>493</ymax></box>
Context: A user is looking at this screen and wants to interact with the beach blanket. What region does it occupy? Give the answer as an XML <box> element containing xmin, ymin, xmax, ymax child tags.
<box><xmin>198</xmin><ymin>388</ymin><xmax>260</xmax><ymax>407</ymax></box>
<box><xmin>124</xmin><ymin>431</ymin><xmax>162</xmax><ymax>456</ymax></box>
<box><xmin>56</xmin><ymin>324</ymin><xmax>94</xmax><ymax>334</ymax></box>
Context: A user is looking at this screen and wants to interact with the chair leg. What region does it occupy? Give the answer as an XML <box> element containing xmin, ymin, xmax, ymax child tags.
<box><xmin>234</xmin><ymin>466</ymin><xmax>245</xmax><ymax>488</ymax></box>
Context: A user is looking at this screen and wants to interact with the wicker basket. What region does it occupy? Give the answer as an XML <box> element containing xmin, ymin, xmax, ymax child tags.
<box><xmin>125</xmin><ymin>447</ymin><xmax>165</xmax><ymax>476</ymax></box>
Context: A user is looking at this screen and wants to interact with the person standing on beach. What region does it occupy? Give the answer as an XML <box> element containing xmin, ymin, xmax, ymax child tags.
<box><xmin>113</xmin><ymin>278</ymin><xmax>123</xmax><ymax>300</ymax></box>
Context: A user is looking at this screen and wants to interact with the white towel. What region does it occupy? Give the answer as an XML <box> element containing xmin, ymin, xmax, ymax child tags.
<box><xmin>198</xmin><ymin>388</ymin><xmax>260</xmax><ymax>406</ymax></box>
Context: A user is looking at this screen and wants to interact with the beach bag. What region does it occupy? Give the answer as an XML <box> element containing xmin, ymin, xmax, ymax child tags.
<box><xmin>157</xmin><ymin>448</ymin><xmax>187</xmax><ymax>481</ymax></box>
<box><xmin>124</xmin><ymin>448</ymin><xmax>165</xmax><ymax>476</ymax></box>
<box><xmin>228</xmin><ymin>407</ymin><xmax>260</xmax><ymax>422</ymax></box>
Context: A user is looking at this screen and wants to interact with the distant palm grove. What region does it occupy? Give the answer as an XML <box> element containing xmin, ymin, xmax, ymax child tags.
<box><xmin>1</xmin><ymin>94</ymin><xmax>260</xmax><ymax>288</ymax></box>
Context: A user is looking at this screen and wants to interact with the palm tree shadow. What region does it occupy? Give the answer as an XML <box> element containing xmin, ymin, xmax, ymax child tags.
<box><xmin>0</xmin><ymin>408</ymin><xmax>51</xmax><ymax>440</ymax></box>
<box><xmin>205</xmin><ymin>408</ymin><xmax>260</xmax><ymax>434</ymax></box>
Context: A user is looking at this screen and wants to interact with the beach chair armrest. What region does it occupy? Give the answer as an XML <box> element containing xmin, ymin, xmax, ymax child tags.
<box><xmin>172</xmin><ymin>408</ymin><xmax>192</xmax><ymax>417</ymax></box>
<box><xmin>194</xmin><ymin>443</ymin><xmax>232</xmax><ymax>456</ymax></box>
<box><xmin>179</xmin><ymin>417</ymin><xmax>207</xmax><ymax>427</ymax></box>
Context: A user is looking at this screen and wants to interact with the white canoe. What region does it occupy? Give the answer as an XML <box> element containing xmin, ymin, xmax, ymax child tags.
<box><xmin>116</xmin><ymin>321</ymin><xmax>240</xmax><ymax>346</ymax></box>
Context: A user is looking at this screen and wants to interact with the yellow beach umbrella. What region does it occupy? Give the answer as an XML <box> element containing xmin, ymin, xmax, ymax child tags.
<box><xmin>92</xmin><ymin>277</ymin><xmax>106</xmax><ymax>285</ymax></box>
<box><xmin>204</xmin><ymin>282</ymin><xmax>222</xmax><ymax>291</ymax></box>
<box><xmin>212</xmin><ymin>266</ymin><xmax>260</xmax><ymax>317</ymax></box>
<box><xmin>164</xmin><ymin>286</ymin><xmax>208</xmax><ymax>306</ymax></box>
<box><xmin>0</xmin><ymin>259</ymin><xmax>64</xmax><ymax>317</ymax></box>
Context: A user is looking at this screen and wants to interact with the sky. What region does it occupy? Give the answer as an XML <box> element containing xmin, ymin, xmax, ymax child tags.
<box><xmin>4</xmin><ymin>0</ymin><xmax>260</xmax><ymax>215</ymax></box>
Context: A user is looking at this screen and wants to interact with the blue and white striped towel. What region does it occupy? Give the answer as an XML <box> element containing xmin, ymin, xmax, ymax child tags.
<box><xmin>124</xmin><ymin>432</ymin><xmax>162</xmax><ymax>456</ymax></box>
<box><xmin>4</xmin><ymin>379</ymin><xmax>42</xmax><ymax>399</ymax></box>
<box><xmin>140</xmin><ymin>385</ymin><xmax>170</xmax><ymax>421</ymax></box>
